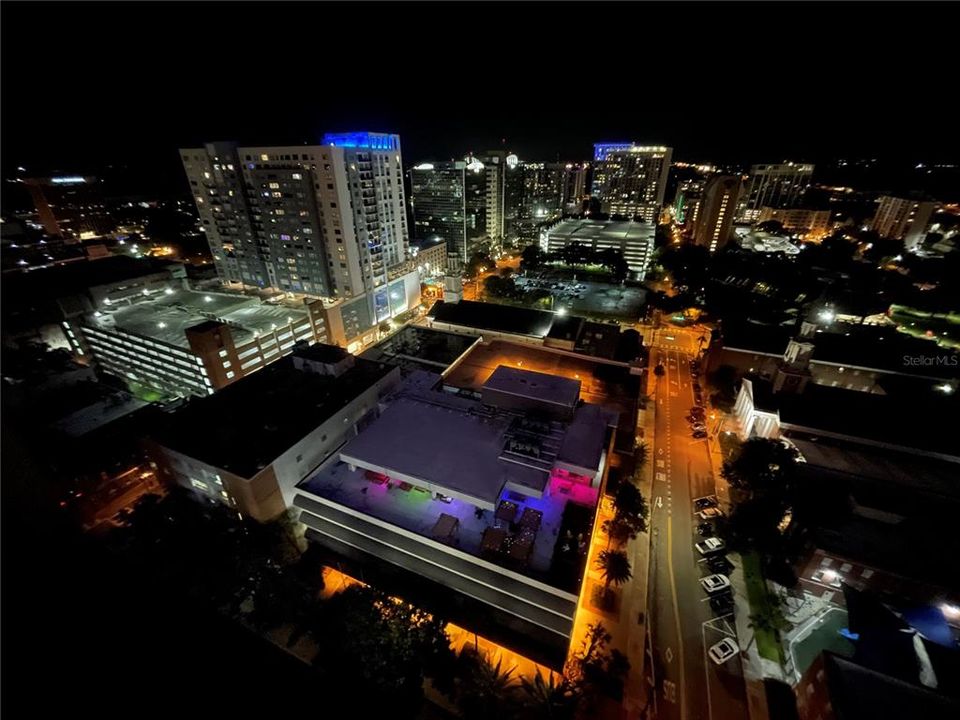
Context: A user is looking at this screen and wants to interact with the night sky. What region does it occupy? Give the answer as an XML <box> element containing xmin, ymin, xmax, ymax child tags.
<box><xmin>2</xmin><ymin>3</ymin><xmax>956</xmax><ymax>197</ymax></box>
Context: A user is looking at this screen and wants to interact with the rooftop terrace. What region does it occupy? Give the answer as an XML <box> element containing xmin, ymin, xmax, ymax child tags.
<box><xmin>298</xmin><ymin>455</ymin><xmax>599</xmax><ymax>589</ymax></box>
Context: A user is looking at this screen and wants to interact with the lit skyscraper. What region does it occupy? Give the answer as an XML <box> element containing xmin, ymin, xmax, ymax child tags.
<box><xmin>181</xmin><ymin>132</ymin><xmax>409</xmax><ymax>302</ymax></box>
<box><xmin>870</xmin><ymin>195</ymin><xmax>936</xmax><ymax>249</ymax></box>
<box><xmin>409</xmin><ymin>161</ymin><xmax>467</xmax><ymax>261</ymax></box>
<box><xmin>693</xmin><ymin>175</ymin><xmax>743</xmax><ymax>253</ymax></box>
<box><xmin>740</xmin><ymin>162</ymin><xmax>814</xmax><ymax>220</ymax></box>
<box><xmin>591</xmin><ymin>143</ymin><xmax>672</xmax><ymax>222</ymax></box>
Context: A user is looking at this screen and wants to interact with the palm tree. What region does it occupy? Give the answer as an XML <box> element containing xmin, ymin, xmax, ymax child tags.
<box><xmin>635</xmin><ymin>441</ymin><xmax>649</xmax><ymax>468</ymax></box>
<box><xmin>520</xmin><ymin>670</ymin><xmax>578</xmax><ymax>719</ymax></box>
<box><xmin>596</xmin><ymin>549</ymin><xmax>632</xmax><ymax>606</ymax></box>
<box><xmin>457</xmin><ymin>652</ymin><xmax>519</xmax><ymax>719</ymax></box>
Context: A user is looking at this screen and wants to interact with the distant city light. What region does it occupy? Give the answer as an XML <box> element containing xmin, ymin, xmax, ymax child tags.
<box><xmin>204</xmin><ymin>295</ymin><xmax>213</xmax><ymax>303</ymax></box>
<box><xmin>937</xmin><ymin>384</ymin><xmax>954</xmax><ymax>394</ymax></box>
<box><xmin>556</xmin><ymin>307</ymin><xmax>567</xmax><ymax>316</ymax></box>
<box><xmin>50</xmin><ymin>176</ymin><xmax>86</xmax><ymax>184</ymax></box>
<box><xmin>157</xmin><ymin>322</ymin><xmax>167</xmax><ymax>329</ymax></box>
<box><xmin>818</xmin><ymin>309</ymin><xmax>835</xmax><ymax>323</ymax></box>
<box><xmin>164</xmin><ymin>288</ymin><xmax>174</xmax><ymax>295</ymax></box>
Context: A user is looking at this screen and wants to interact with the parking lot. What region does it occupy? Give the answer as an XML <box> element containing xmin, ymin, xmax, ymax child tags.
<box><xmin>514</xmin><ymin>276</ymin><xmax>646</xmax><ymax>321</ymax></box>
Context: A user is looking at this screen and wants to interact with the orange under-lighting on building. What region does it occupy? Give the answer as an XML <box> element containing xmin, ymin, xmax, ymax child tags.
<box><xmin>319</xmin><ymin>565</ymin><xmax>560</xmax><ymax>683</ymax></box>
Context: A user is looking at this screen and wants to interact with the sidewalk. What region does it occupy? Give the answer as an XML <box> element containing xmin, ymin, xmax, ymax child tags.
<box><xmin>566</xmin><ymin>373</ymin><xmax>655</xmax><ymax>719</ymax></box>
<box><xmin>729</xmin><ymin>555</ymin><xmax>776</xmax><ymax>720</ymax></box>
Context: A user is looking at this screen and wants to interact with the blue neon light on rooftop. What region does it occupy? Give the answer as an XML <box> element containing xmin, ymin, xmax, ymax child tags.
<box><xmin>322</xmin><ymin>132</ymin><xmax>399</xmax><ymax>151</ymax></box>
<box><xmin>593</xmin><ymin>142</ymin><xmax>634</xmax><ymax>161</ymax></box>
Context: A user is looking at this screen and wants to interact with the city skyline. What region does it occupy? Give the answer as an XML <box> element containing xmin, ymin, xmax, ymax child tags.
<box><xmin>4</xmin><ymin>3</ymin><xmax>959</xmax><ymax>720</ymax></box>
<box><xmin>2</xmin><ymin>5</ymin><xmax>957</xmax><ymax>197</ymax></box>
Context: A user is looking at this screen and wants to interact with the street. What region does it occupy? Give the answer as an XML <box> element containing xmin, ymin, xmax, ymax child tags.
<box><xmin>646</xmin><ymin>331</ymin><xmax>748</xmax><ymax>720</ymax></box>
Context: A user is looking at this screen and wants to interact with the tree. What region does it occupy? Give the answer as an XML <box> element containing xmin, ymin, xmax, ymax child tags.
<box><xmin>611</xmin><ymin>481</ymin><xmax>649</xmax><ymax>536</ymax></box>
<box><xmin>596</xmin><ymin>549</ymin><xmax>632</xmax><ymax>600</ymax></box>
<box><xmin>520</xmin><ymin>670</ymin><xmax>578</xmax><ymax>720</ymax></box>
<box><xmin>565</xmin><ymin>622</ymin><xmax>630</xmax><ymax>706</ymax></box>
<box><xmin>466</xmin><ymin>251</ymin><xmax>495</xmax><ymax>279</ymax></box>
<box><xmin>756</xmin><ymin>220</ymin><xmax>786</xmax><ymax>235</ymax></box>
<box><xmin>500</xmin><ymin>266</ymin><xmax>515</xmax><ymax>279</ymax></box>
<box><xmin>598</xmin><ymin>247</ymin><xmax>630</xmax><ymax>282</ymax></box>
<box><xmin>456</xmin><ymin>652</ymin><xmax>519</xmax><ymax>720</ymax></box>
<box><xmin>521</xmin><ymin>244</ymin><xmax>545</xmax><ymax>273</ymax></box>
<box><xmin>653</xmin><ymin>363</ymin><xmax>665</xmax><ymax>378</ymax></box>
<box><xmin>635</xmin><ymin>441</ymin><xmax>648</xmax><ymax>468</ymax></box>
<box><xmin>707</xmin><ymin>364</ymin><xmax>739</xmax><ymax>411</ymax></box>
<box><xmin>654</xmin><ymin>223</ymin><xmax>673</xmax><ymax>249</ymax></box>
<box><xmin>721</xmin><ymin>437</ymin><xmax>800</xmax><ymax>501</ymax></box>
<box><xmin>310</xmin><ymin>585</ymin><xmax>455</xmax><ymax>713</ymax></box>
<box><xmin>484</xmin><ymin>274</ymin><xmax>517</xmax><ymax>298</ymax></box>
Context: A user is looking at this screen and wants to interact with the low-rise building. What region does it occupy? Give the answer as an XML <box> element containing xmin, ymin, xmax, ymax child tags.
<box><xmin>426</xmin><ymin>299</ymin><xmax>633</xmax><ymax>361</ymax></box>
<box><xmin>756</xmin><ymin>206</ymin><xmax>833</xmax><ymax>240</ymax></box>
<box><xmin>294</xmin><ymin>365</ymin><xmax>619</xmax><ymax>668</ymax></box>
<box><xmin>707</xmin><ymin>320</ymin><xmax>959</xmax><ymax>395</ymax></box>
<box><xmin>148</xmin><ymin>343</ymin><xmax>400</xmax><ymax>520</ymax></box>
<box><xmin>410</xmin><ymin>237</ymin><xmax>448</xmax><ymax>277</ymax></box>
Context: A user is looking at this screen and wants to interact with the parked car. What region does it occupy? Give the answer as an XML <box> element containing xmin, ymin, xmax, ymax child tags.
<box><xmin>697</xmin><ymin>521</ymin><xmax>714</xmax><ymax>536</ymax></box>
<box><xmin>694</xmin><ymin>496</ymin><xmax>717</xmax><ymax>510</ymax></box>
<box><xmin>691</xmin><ymin>422</ymin><xmax>707</xmax><ymax>432</ymax></box>
<box><xmin>692</xmin><ymin>429</ymin><xmax>708</xmax><ymax>439</ymax></box>
<box><xmin>700</xmin><ymin>574</ymin><xmax>731</xmax><ymax>594</ymax></box>
<box><xmin>690</xmin><ymin>407</ymin><xmax>706</xmax><ymax>418</ymax></box>
<box><xmin>708</xmin><ymin>556</ymin><xmax>734</xmax><ymax>574</ymax></box>
<box><xmin>697</xmin><ymin>507</ymin><xmax>724</xmax><ymax>521</ymax></box>
<box><xmin>695</xmin><ymin>537</ymin><xmax>726</xmax><ymax>556</ymax></box>
<box><xmin>710</xmin><ymin>592</ymin><xmax>734</xmax><ymax>615</ymax></box>
<box><xmin>708</xmin><ymin>637</ymin><xmax>739</xmax><ymax>664</ymax></box>
<box><xmin>692</xmin><ymin>383</ymin><xmax>702</xmax><ymax>392</ymax></box>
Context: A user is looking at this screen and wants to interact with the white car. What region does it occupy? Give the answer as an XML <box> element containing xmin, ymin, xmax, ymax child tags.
<box><xmin>697</xmin><ymin>507</ymin><xmax>724</xmax><ymax>521</ymax></box>
<box><xmin>695</xmin><ymin>537</ymin><xmax>726</xmax><ymax>556</ymax></box>
<box><xmin>708</xmin><ymin>637</ymin><xmax>739</xmax><ymax>665</ymax></box>
<box><xmin>700</xmin><ymin>574</ymin><xmax>731</xmax><ymax>594</ymax></box>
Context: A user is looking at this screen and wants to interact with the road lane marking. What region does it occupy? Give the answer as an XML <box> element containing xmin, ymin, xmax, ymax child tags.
<box><xmin>665</xmin><ymin>647</ymin><xmax>673</xmax><ymax>662</ymax></box>
<box><xmin>666</xmin><ymin>514</ymin><xmax>686</xmax><ymax>720</ymax></box>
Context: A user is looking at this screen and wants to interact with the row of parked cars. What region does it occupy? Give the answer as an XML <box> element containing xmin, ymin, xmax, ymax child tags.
<box><xmin>514</xmin><ymin>277</ymin><xmax>588</xmax><ymax>299</ymax></box>
<box><xmin>692</xmin><ymin>494</ymin><xmax>740</xmax><ymax>664</ymax></box>
<box><xmin>688</xmin><ymin>358</ymin><xmax>708</xmax><ymax>439</ymax></box>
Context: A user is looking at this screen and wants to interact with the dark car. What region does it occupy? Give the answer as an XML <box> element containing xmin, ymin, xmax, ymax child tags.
<box><xmin>693</xmin><ymin>383</ymin><xmax>702</xmax><ymax>392</ymax></box>
<box><xmin>697</xmin><ymin>521</ymin><xmax>714</xmax><ymax>536</ymax></box>
<box><xmin>694</xmin><ymin>497</ymin><xmax>717</xmax><ymax>510</ymax></box>
<box><xmin>710</xmin><ymin>592</ymin><xmax>734</xmax><ymax>614</ymax></box>
<box><xmin>708</xmin><ymin>556</ymin><xmax>734</xmax><ymax>574</ymax></box>
<box><xmin>690</xmin><ymin>407</ymin><xmax>706</xmax><ymax>417</ymax></box>
<box><xmin>693</xmin><ymin>429</ymin><xmax>708</xmax><ymax>439</ymax></box>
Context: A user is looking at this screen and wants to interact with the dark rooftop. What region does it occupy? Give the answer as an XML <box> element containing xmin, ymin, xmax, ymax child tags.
<box><xmin>720</xmin><ymin>320</ymin><xmax>960</xmax><ymax>380</ymax></box>
<box><xmin>429</xmin><ymin>300</ymin><xmax>556</xmax><ymax>338</ymax></box>
<box><xmin>4</xmin><ymin>255</ymin><xmax>176</xmax><ymax>300</ymax></box>
<box><xmin>750</xmin><ymin>377</ymin><xmax>960</xmax><ymax>459</ymax></box>
<box><xmin>359</xmin><ymin>325</ymin><xmax>479</xmax><ymax>375</ymax></box>
<box><xmin>151</xmin><ymin>353</ymin><xmax>395</xmax><ymax>478</ymax></box>
<box><xmin>816</xmin><ymin>653</ymin><xmax>959</xmax><ymax>720</ymax></box>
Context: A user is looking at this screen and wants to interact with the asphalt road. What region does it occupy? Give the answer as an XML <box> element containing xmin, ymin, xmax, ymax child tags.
<box><xmin>647</xmin><ymin>338</ymin><xmax>749</xmax><ymax>720</ymax></box>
